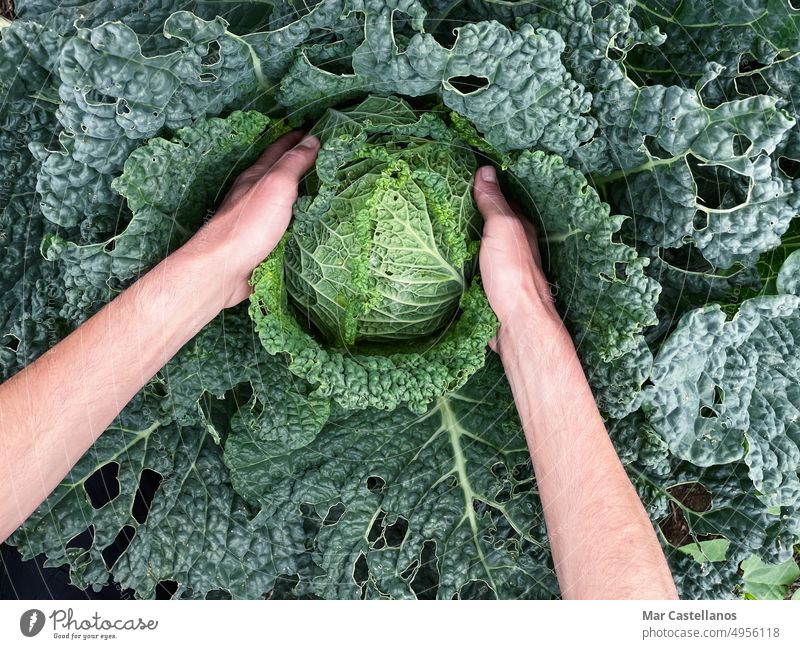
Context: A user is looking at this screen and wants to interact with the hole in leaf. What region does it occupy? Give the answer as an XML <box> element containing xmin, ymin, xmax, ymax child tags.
<box><xmin>692</xmin><ymin>211</ymin><xmax>709</xmax><ymax>231</ymax></box>
<box><xmin>201</xmin><ymin>40</ymin><xmax>221</xmax><ymax>66</ymax></box>
<box><xmin>353</xmin><ymin>552</ymin><xmax>369</xmax><ymax>589</ymax></box>
<box><xmin>199</xmin><ymin>72</ymin><xmax>217</xmax><ymax>83</ymax></box>
<box><xmin>390</xmin><ymin>10</ymin><xmax>417</xmax><ymax>51</ymax></box>
<box><xmin>512</xmin><ymin>479</ymin><xmax>535</xmax><ymax>496</ymax></box>
<box><xmin>512</xmin><ymin>462</ymin><xmax>531</xmax><ymax>481</ymax></box>
<box><xmin>659</xmin><ymin>483</ymin><xmax>714</xmax><ymax>547</ymax></box>
<box><xmin>205</xmin><ymin>588</ymin><xmax>232</xmax><ymax>600</ymax></box>
<box><xmin>3</xmin><ymin>335</ymin><xmax>20</xmax><ymax>352</ymax></box>
<box><xmin>84</xmin><ymin>462</ymin><xmax>120</xmax><ymax>509</ymax></box>
<box><xmin>383</xmin><ymin>516</ymin><xmax>408</xmax><ymax>547</ymax></box>
<box><xmin>699</xmin><ymin>406</ymin><xmax>717</xmax><ymax>418</ymax></box>
<box><xmin>299</xmin><ymin>502</ymin><xmax>321</xmax><ymax>547</ymax></box>
<box><xmin>494</xmin><ymin>486</ymin><xmax>512</xmax><ymax>503</ymax></box>
<box><xmin>400</xmin><ymin>559</ymin><xmax>418</xmax><ymax>582</ymax></box>
<box><xmin>738</xmin><ymin>56</ymin><xmax>765</xmax><ymax>74</ymax></box>
<box><xmin>590</xmin><ymin>3</ymin><xmax>607</xmax><ymax>19</ymax></box>
<box><xmin>150</xmin><ymin>381</ymin><xmax>168</xmax><ymax>399</ymax></box>
<box><xmin>101</xmin><ymin>525</ymin><xmax>136</xmax><ymax>569</ymax></box>
<box><xmin>132</xmin><ymin>469</ymin><xmax>163</xmax><ymax>525</ymax></box>
<box><xmin>66</xmin><ymin>525</ymin><xmax>95</xmax><ymax>551</ymax></box>
<box><xmin>103</xmin><ymin>238</ymin><xmax>117</xmax><ymax>253</ymax></box>
<box><xmin>713</xmin><ymin>385</ymin><xmax>724</xmax><ymax>406</ymax></box>
<box><xmin>490</xmin><ymin>462</ymin><xmax>507</xmax><ymax>480</ymax></box>
<box><xmin>732</xmin><ymin>134</ymin><xmax>752</xmax><ymax>157</ymax></box>
<box><xmin>366</xmin><ymin>475</ymin><xmax>385</xmax><ymax>494</ymax></box>
<box><xmin>614</xmin><ymin>262</ymin><xmax>628</xmax><ymax>280</ymax></box>
<box><xmin>472</xmin><ymin>498</ymin><xmax>486</xmax><ymax>516</ymax></box>
<box><xmin>447</xmin><ymin>75</ymin><xmax>490</xmax><ymax>95</ymax></box>
<box><xmin>778</xmin><ymin>157</ymin><xmax>799</xmax><ymax>180</ymax></box>
<box><xmin>268</xmin><ymin>574</ymin><xmax>306</xmax><ymax>600</ymax></box>
<box><xmin>306</xmin><ymin>42</ymin><xmax>356</xmax><ymax>75</ymax></box>
<box><xmin>643</xmin><ymin>136</ymin><xmax>672</xmax><ymax>160</ymax></box>
<box><xmin>734</xmin><ymin>72</ymin><xmax>769</xmax><ymax>96</ymax></box>
<box><xmin>322</xmin><ymin>502</ymin><xmax>346</xmax><ymax>526</ymax></box>
<box><xmin>458</xmin><ymin>579</ymin><xmax>496</xmax><ymax>600</ymax></box>
<box><xmin>409</xmin><ymin>540</ymin><xmax>439</xmax><ymax>599</ymax></box>
<box><xmin>155</xmin><ymin>580</ymin><xmax>179</xmax><ymax>599</ymax></box>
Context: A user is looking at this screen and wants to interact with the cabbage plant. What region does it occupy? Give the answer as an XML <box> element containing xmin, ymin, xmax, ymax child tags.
<box><xmin>250</xmin><ymin>96</ymin><xmax>497</xmax><ymax>412</ymax></box>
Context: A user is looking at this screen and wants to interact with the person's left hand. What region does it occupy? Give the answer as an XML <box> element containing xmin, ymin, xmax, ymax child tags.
<box><xmin>183</xmin><ymin>131</ymin><xmax>320</xmax><ymax>308</ymax></box>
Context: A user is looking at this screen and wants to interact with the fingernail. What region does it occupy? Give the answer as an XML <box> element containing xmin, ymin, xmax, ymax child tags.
<box><xmin>480</xmin><ymin>166</ymin><xmax>497</xmax><ymax>183</ymax></box>
<box><xmin>298</xmin><ymin>135</ymin><xmax>319</xmax><ymax>150</ymax></box>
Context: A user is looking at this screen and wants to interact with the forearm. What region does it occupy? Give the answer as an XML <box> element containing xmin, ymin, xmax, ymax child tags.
<box><xmin>497</xmin><ymin>308</ymin><xmax>678</xmax><ymax>600</ymax></box>
<box><xmin>0</xmin><ymin>245</ymin><xmax>221</xmax><ymax>543</ymax></box>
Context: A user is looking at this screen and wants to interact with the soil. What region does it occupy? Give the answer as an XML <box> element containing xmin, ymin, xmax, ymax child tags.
<box><xmin>786</xmin><ymin>548</ymin><xmax>800</xmax><ymax>600</ymax></box>
<box><xmin>1</xmin><ymin>0</ymin><xmax>13</xmax><ymax>20</ymax></box>
<box><xmin>659</xmin><ymin>482</ymin><xmax>714</xmax><ymax>547</ymax></box>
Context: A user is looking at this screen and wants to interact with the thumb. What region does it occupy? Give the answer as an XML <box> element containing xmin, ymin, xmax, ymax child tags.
<box><xmin>474</xmin><ymin>165</ymin><xmax>529</xmax><ymax>245</ymax></box>
<box><xmin>474</xmin><ymin>165</ymin><xmax>518</xmax><ymax>226</ymax></box>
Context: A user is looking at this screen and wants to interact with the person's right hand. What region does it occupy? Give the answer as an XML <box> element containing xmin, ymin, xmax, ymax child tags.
<box><xmin>473</xmin><ymin>165</ymin><xmax>561</xmax><ymax>346</ymax></box>
<box><xmin>182</xmin><ymin>131</ymin><xmax>320</xmax><ymax>310</ymax></box>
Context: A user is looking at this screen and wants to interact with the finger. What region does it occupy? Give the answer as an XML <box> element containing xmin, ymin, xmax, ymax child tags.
<box><xmin>248</xmin><ymin>135</ymin><xmax>320</xmax><ymax>209</ymax></box>
<box><xmin>233</xmin><ymin>131</ymin><xmax>305</xmax><ymax>191</ymax></box>
<box><xmin>250</xmin><ymin>130</ymin><xmax>305</xmax><ymax>173</ymax></box>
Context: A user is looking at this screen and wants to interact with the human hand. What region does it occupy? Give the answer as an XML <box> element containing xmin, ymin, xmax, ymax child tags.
<box><xmin>183</xmin><ymin>131</ymin><xmax>320</xmax><ymax>309</ymax></box>
<box><xmin>473</xmin><ymin>165</ymin><xmax>561</xmax><ymax>348</ymax></box>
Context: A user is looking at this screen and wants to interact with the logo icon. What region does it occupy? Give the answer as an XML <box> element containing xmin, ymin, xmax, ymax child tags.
<box><xmin>20</xmin><ymin>609</ymin><xmax>45</xmax><ymax>637</ymax></box>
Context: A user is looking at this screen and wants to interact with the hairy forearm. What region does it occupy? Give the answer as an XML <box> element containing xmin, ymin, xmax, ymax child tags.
<box><xmin>0</xmin><ymin>246</ymin><xmax>222</xmax><ymax>543</ymax></box>
<box><xmin>497</xmin><ymin>308</ymin><xmax>678</xmax><ymax>600</ymax></box>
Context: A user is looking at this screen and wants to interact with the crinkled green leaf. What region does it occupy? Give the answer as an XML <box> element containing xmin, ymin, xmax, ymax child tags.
<box><xmin>278</xmin><ymin>1</ymin><xmax>594</xmax><ymax>154</ymax></box>
<box><xmin>778</xmin><ymin>250</ymin><xmax>800</xmax><ymax>295</ymax></box>
<box><xmin>224</xmin><ymin>355</ymin><xmax>558</xmax><ymax>599</ymax></box>
<box><xmin>0</xmin><ymin>25</ymin><xmax>69</xmax><ymax>379</ymax></box>
<box><xmin>590</xmin><ymin>65</ymin><xmax>797</xmax><ymax>268</ymax></box>
<box><xmin>440</xmin><ymin>22</ymin><xmax>595</xmax><ymax>156</ymax></box>
<box><xmin>667</xmin><ymin>552</ymin><xmax>743</xmax><ymax>600</ymax></box>
<box><xmin>630</xmin><ymin>0</ymin><xmax>800</xmax><ymax>88</ymax></box>
<box><xmin>6</xmin><ymin>0</ymin><xmax>800</xmax><ymax>601</ymax></box>
<box><xmin>646</xmin><ymin>295</ymin><xmax>800</xmax><ymax>506</ymax></box>
<box><xmin>9</xmin><ymin>392</ymin><xmax>306</xmax><ymax>599</ymax></box>
<box><xmin>41</xmin><ymin>110</ymin><xmax>270</xmax><ymax>322</ymax></box>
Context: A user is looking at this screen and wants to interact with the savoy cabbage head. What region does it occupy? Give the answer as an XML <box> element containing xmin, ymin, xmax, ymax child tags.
<box><xmin>1</xmin><ymin>0</ymin><xmax>799</xmax><ymax>599</ymax></box>
<box><xmin>250</xmin><ymin>96</ymin><xmax>497</xmax><ymax>413</ymax></box>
